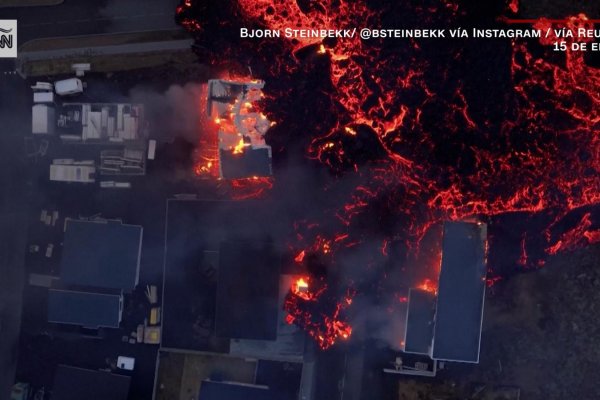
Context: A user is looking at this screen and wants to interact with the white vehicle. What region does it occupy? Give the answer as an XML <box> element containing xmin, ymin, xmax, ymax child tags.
<box><xmin>100</xmin><ymin>181</ymin><xmax>131</xmax><ymax>189</ymax></box>
<box><xmin>116</xmin><ymin>356</ymin><xmax>135</xmax><ymax>371</ymax></box>
<box><xmin>49</xmin><ymin>160</ymin><xmax>95</xmax><ymax>183</ymax></box>
<box><xmin>54</xmin><ymin>78</ymin><xmax>83</xmax><ymax>96</ymax></box>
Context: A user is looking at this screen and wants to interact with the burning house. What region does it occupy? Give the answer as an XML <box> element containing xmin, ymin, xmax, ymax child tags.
<box><xmin>206</xmin><ymin>79</ymin><xmax>273</xmax><ymax>179</ymax></box>
<box><xmin>176</xmin><ymin>0</ymin><xmax>600</xmax><ymax>298</ymax></box>
<box><xmin>170</xmin><ymin>0</ymin><xmax>600</xmax><ymax>396</ymax></box>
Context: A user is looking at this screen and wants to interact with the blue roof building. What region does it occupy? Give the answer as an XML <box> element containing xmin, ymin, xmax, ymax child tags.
<box><xmin>60</xmin><ymin>219</ymin><xmax>142</xmax><ymax>292</ymax></box>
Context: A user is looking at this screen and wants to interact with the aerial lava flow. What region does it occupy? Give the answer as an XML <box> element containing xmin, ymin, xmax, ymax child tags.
<box><xmin>177</xmin><ymin>0</ymin><xmax>600</xmax><ymax>349</ymax></box>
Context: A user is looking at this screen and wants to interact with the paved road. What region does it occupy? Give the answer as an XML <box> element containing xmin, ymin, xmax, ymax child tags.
<box><xmin>0</xmin><ymin>0</ymin><xmax>181</xmax><ymax>72</ymax></box>
<box><xmin>0</xmin><ymin>70</ymin><xmax>31</xmax><ymax>400</ymax></box>
<box><xmin>20</xmin><ymin>38</ymin><xmax>193</xmax><ymax>60</ymax></box>
<box><xmin>1</xmin><ymin>0</ymin><xmax>180</xmax><ymax>43</ymax></box>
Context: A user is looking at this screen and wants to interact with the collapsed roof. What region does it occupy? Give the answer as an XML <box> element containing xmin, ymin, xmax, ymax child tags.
<box><xmin>207</xmin><ymin>79</ymin><xmax>273</xmax><ymax>179</ymax></box>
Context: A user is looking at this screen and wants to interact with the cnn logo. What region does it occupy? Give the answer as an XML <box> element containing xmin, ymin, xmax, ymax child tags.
<box><xmin>0</xmin><ymin>20</ymin><xmax>17</xmax><ymax>58</ymax></box>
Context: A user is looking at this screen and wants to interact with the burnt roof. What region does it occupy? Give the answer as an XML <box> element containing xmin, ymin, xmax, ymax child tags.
<box><xmin>52</xmin><ymin>365</ymin><xmax>130</xmax><ymax>400</ymax></box>
<box><xmin>215</xmin><ymin>240</ymin><xmax>280</xmax><ymax>340</ymax></box>
<box><xmin>219</xmin><ymin>148</ymin><xmax>272</xmax><ymax>179</ymax></box>
<box><xmin>60</xmin><ymin>220</ymin><xmax>142</xmax><ymax>292</ymax></box>
<box><xmin>432</xmin><ymin>222</ymin><xmax>487</xmax><ymax>363</ymax></box>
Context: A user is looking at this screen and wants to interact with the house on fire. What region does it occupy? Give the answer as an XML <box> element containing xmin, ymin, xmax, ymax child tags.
<box><xmin>206</xmin><ymin>79</ymin><xmax>273</xmax><ymax>180</ymax></box>
<box><xmin>391</xmin><ymin>221</ymin><xmax>488</xmax><ymax>374</ymax></box>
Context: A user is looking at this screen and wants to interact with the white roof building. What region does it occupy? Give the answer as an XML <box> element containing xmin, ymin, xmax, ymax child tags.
<box><xmin>57</xmin><ymin>103</ymin><xmax>145</xmax><ymax>143</ymax></box>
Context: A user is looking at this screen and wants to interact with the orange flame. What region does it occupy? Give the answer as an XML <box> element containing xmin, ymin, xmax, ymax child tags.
<box><xmin>232</xmin><ymin>138</ymin><xmax>247</xmax><ymax>154</ymax></box>
<box><xmin>292</xmin><ymin>277</ymin><xmax>312</xmax><ymax>301</ymax></box>
<box><xmin>296</xmin><ymin>277</ymin><xmax>309</xmax><ymax>289</ymax></box>
<box><xmin>417</xmin><ymin>279</ymin><xmax>437</xmax><ymax>294</ymax></box>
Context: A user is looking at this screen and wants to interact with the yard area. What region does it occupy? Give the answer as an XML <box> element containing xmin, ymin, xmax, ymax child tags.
<box><xmin>155</xmin><ymin>351</ymin><xmax>257</xmax><ymax>400</ymax></box>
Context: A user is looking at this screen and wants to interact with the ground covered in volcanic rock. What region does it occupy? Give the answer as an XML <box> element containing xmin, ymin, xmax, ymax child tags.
<box><xmin>477</xmin><ymin>244</ymin><xmax>600</xmax><ymax>400</ymax></box>
<box><xmin>397</xmin><ymin>244</ymin><xmax>600</xmax><ymax>400</ymax></box>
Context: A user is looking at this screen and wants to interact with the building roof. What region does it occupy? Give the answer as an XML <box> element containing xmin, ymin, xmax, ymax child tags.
<box><xmin>60</xmin><ymin>219</ymin><xmax>142</xmax><ymax>292</ymax></box>
<box><xmin>47</xmin><ymin>289</ymin><xmax>122</xmax><ymax>328</ymax></box>
<box><xmin>199</xmin><ymin>381</ymin><xmax>274</xmax><ymax>400</ymax></box>
<box><xmin>403</xmin><ymin>288</ymin><xmax>436</xmax><ymax>355</ymax></box>
<box><xmin>58</xmin><ymin>103</ymin><xmax>144</xmax><ymax>142</ymax></box>
<box><xmin>431</xmin><ymin>222</ymin><xmax>487</xmax><ymax>363</ymax></box>
<box><xmin>52</xmin><ymin>365</ymin><xmax>130</xmax><ymax>400</ymax></box>
<box><xmin>219</xmin><ymin>148</ymin><xmax>272</xmax><ymax>180</ymax></box>
<box><xmin>215</xmin><ymin>240</ymin><xmax>280</xmax><ymax>340</ymax></box>
<box><xmin>162</xmin><ymin>200</ymin><xmax>280</xmax><ymax>352</ymax></box>
<box><xmin>229</xmin><ymin>275</ymin><xmax>305</xmax><ymax>362</ymax></box>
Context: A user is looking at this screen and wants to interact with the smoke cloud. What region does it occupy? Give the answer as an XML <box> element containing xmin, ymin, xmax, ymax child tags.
<box><xmin>129</xmin><ymin>82</ymin><xmax>209</xmax><ymax>143</ymax></box>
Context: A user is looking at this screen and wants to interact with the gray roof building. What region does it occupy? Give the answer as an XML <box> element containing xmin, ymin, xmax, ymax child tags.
<box><xmin>47</xmin><ymin>289</ymin><xmax>123</xmax><ymax>329</ymax></box>
<box><xmin>60</xmin><ymin>219</ymin><xmax>142</xmax><ymax>292</ymax></box>
<box><xmin>215</xmin><ymin>240</ymin><xmax>280</xmax><ymax>341</ymax></box>
<box><xmin>402</xmin><ymin>221</ymin><xmax>488</xmax><ymax>364</ymax></box>
<box><xmin>431</xmin><ymin>221</ymin><xmax>487</xmax><ymax>363</ymax></box>
<box><xmin>52</xmin><ymin>365</ymin><xmax>130</xmax><ymax>400</ymax></box>
<box><xmin>403</xmin><ymin>288</ymin><xmax>436</xmax><ymax>355</ymax></box>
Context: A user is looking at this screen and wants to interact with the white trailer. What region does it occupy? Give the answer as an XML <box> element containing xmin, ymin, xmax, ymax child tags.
<box><xmin>34</xmin><ymin>91</ymin><xmax>55</xmax><ymax>104</ymax></box>
<box><xmin>54</xmin><ymin>78</ymin><xmax>83</xmax><ymax>96</ymax></box>
<box><xmin>50</xmin><ymin>161</ymin><xmax>95</xmax><ymax>183</ymax></box>
<box><xmin>32</xmin><ymin>104</ymin><xmax>55</xmax><ymax>135</ymax></box>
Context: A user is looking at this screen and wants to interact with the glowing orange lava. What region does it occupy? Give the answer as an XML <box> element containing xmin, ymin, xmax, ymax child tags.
<box><xmin>178</xmin><ymin>1</ymin><xmax>600</xmax><ymax>350</ymax></box>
